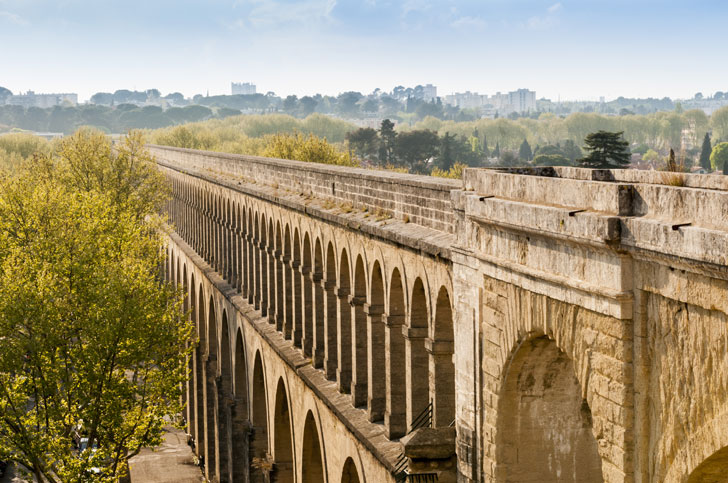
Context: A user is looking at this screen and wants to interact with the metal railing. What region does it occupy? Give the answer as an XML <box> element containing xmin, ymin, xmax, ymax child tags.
<box><xmin>394</xmin><ymin>401</ymin><xmax>437</xmax><ymax>483</ymax></box>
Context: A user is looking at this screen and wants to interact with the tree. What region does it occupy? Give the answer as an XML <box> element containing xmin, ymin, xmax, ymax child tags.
<box><xmin>283</xmin><ymin>95</ymin><xmax>299</xmax><ymax>113</ymax></box>
<box><xmin>493</xmin><ymin>142</ymin><xmax>500</xmax><ymax>158</ymax></box>
<box><xmin>300</xmin><ymin>96</ymin><xmax>318</xmax><ymax>117</ymax></box>
<box><xmin>532</xmin><ymin>154</ymin><xmax>571</xmax><ymax>166</ymax></box>
<box><xmin>346</xmin><ymin>127</ymin><xmax>379</xmax><ymax>162</ymax></box>
<box><xmin>437</xmin><ymin>132</ymin><xmax>455</xmax><ymax>171</ymax></box>
<box><xmin>0</xmin><ymin>131</ymin><xmax>192</xmax><ymax>482</ymax></box>
<box><xmin>578</xmin><ymin>130</ymin><xmax>631</xmax><ymax>168</ymax></box>
<box><xmin>0</xmin><ymin>86</ymin><xmax>11</xmax><ymax>103</ymax></box>
<box><xmin>394</xmin><ymin>129</ymin><xmax>440</xmax><ymax>173</ymax></box>
<box><xmin>378</xmin><ymin>119</ymin><xmax>397</xmax><ymax>166</ymax></box>
<box><xmin>263</xmin><ymin>132</ymin><xmax>356</xmax><ymax>166</ymax></box>
<box><xmin>90</xmin><ymin>92</ymin><xmax>114</xmax><ymax>105</ymax></box>
<box><xmin>562</xmin><ymin>139</ymin><xmax>582</xmax><ymax>162</ymax></box>
<box><xmin>710</xmin><ymin>142</ymin><xmax>728</xmax><ymax>173</ymax></box>
<box><xmin>518</xmin><ymin>139</ymin><xmax>532</xmax><ymax>161</ymax></box>
<box><xmin>699</xmin><ymin>132</ymin><xmax>712</xmax><ymax>170</ymax></box>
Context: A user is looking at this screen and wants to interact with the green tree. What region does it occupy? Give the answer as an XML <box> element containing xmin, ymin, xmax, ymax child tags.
<box><xmin>493</xmin><ymin>142</ymin><xmax>500</xmax><ymax>158</ymax></box>
<box><xmin>578</xmin><ymin>130</ymin><xmax>631</xmax><ymax>168</ymax></box>
<box><xmin>437</xmin><ymin>132</ymin><xmax>455</xmax><ymax>171</ymax></box>
<box><xmin>518</xmin><ymin>139</ymin><xmax>532</xmax><ymax>161</ymax></box>
<box><xmin>0</xmin><ymin>132</ymin><xmax>193</xmax><ymax>482</ymax></box>
<box><xmin>710</xmin><ymin>142</ymin><xmax>728</xmax><ymax>172</ymax></box>
<box><xmin>699</xmin><ymin>132</ymin><xmax>712</xmax><ymax>170</ymax></box>
<box><xmin>532</xmin><ymin>154</ymin><xmax>571</xmax><ymax>166</ymax></box>
<box><xmin>0</xmin><ymin>86</ymin><xmax>11</xmax><ymax>103</ymax></box>
<box><xmin>394</xmin><ymin>129</ymin><xmax>440</xmax><ymax>173</ymax></box>
<box><xmin>346</xmin><ymin>127</ymin><xmax>379</xmax><ymax>162</ymax></box>
<box><xmin>711</xmin><ymin>106</ymin><xmax>728</xmax><ymax>142</ymax></box>
<box><xmin>378</xmin><ymin>119</ymin><xmax>397</xmax><ymax>166</ymax></box>
<box><xmin>562</xmin><ymin>140</ymin><xmax>582</xmax><ymax>162</ymax></box>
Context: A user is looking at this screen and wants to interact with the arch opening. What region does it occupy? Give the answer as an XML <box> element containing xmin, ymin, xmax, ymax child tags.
<box><xmin>351</xmin><ymin>255</ymin><xmax>368</xmax><ymax>407</ymax></box>
<box><xmin>341</xmin><ymin>457</ymin><xmax>361</xmax><ymax>483</ymax></box>
<box><xmin>385</xmin><ymin>268</ymin><xmax>407</xmax><ymax>438</ymax></box>
<box><xmin>301</xmin><ymin>411</ymin><xmax>325</xmax><ymax>483</ymax></box>
<box><xmin>273</xmin><ymin>379</ymin><xmax>294</xmax><ymax>483</ymax></box>
<box><xmin>250</xmin><ymin>352</ymin><xmax>269</xmax><ymax>483</ymax></box>
<box><xmin>407</xmin><ymin>278</ymin><xmax>429</xmax><ymax>430</ymax></box>
<box><xmin>431</xmin><ymin>286</ymin><xmax>455</xmax><ymax>428</ymax></box>
<box><xmin>232</xmin><ymin>331</ymin><xmax>249</xmax><ymax>482</ymax></box>
<box><xmin>495</xmin><ymin>336</ymin><xmax>603</xmax><ymax>482</ymax></box>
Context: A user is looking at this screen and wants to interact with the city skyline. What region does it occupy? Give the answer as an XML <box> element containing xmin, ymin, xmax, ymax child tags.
<box><xmin>0</xmin><ymin>0</ymin><xmax>726</xmax><ymax>101</ymax></box>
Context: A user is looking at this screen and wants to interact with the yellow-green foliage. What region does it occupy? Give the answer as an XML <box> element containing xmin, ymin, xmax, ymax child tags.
<box><xmin>0</xmin><ymin>133</ymin><xmax>52</xmax><ymax>171</ymax></box>
<box><xmin>149</xmin><ymin>113</ymin><xmax>356</xmax><ymax>165</ymax></box>
<box><xmin>431</xmin><ymin>162</ymin><xmax>466</xmax><ymax>179</ymax></box>
<box><xmin>262</xmin><ymin>132</ymin><xmax>358</xmax><ymax>167</ymax></box>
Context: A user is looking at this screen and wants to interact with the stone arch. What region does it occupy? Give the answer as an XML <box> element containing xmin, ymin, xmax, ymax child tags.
<box><xmin>324</xmin><ymin>241</ymin><xmax>338</xmax><ymax>380</ymax></box>
<box><xmin>273</xmin><ymin>378</ymin><xmax>294</xmax><ymax>483</ymax></box>
<box><xmin>430</xmin><ymin>286</ymin><xmax>455</xmax><ymax>427</ymax></box>
<box><xmin>495</xmin><ymin>335</ymin><xmax>603</xmax><ymax>482</ymax></box>
<box><xmin>232</xmin><ymin>329</ymin><xmax>250</xmax><ymax>482</ymax></box>
<box><xmin>407</xmin><ymin>278</ymin><xmax>429</xmax><ymax>429</ymax></box>
<box><xmin>301</xmin><ymin>410</ymin><xmax>326</xmax><ymax>483</ymax></box>
<box><xmin>219</xmin><ymin>311</ymin><xmax>233</xmax><ymax>481</ymax></box>
<box><xmin>302</xmin><ymin>232</ymin><xmax>314</xmax><ymax>357</ymax></box>
<box><xmin>292</xmin><ymin>228</ymin><xmax>303</xmax><ymax>348</ymax></box>
<box><xmin>341</xmin><ymin>457</ymin><xmax>361</xmax><ymax>483</ymax></box>
<box><xmin>250</xmin><ymin>351</ymin><xmax>268</xmax><ymax>483</ymax></box>
<box><xmin>259</xmin><ymin>214</ymin><xmax>269</xmax><ymax>316</ymax></box>
<box><xmin>351</xmin><ymin>254</ymin><xmax>368</xmax><ymax>407</ymax></box>
<box><xmin>687</xmin><ymin>444</ymin><xmax>728</xmax><ymax>482</ymax></box>
<box><xmin>368</xmin><ymin>260</ymin><xmax>386</xmax><ymax>422</ymax></box>
<box><xmin>313</xmin><ymin>237</ymin><xmax>325</xmax><ymax>368</ymax></box>
<box><xmin>338</xmin><ymin>248</ymin><xmax>352</xmax><ymax>394</ymax></box>
<box><xmin>283</xmin><ymin>224</ymin><xmax>293</xmax><ymax>340</ymax></box>
<box><xmin>204</xmin><ymin>296</ymin><xmax>219</xmax><ymax>481</ymax></box>
<box><xmin>195</xmin><ymin>283</ymin><xmax>206</xmax><ymax>457</ymax></box>
<box><xmin>385</xmin><ymin>267</ymin><xmax>407</xmax><ymax>438</ymax></box>
<box><xmin>268</xmin><ymin>220</ymin><xmax>278</xmax><ymax>325</ymax></box>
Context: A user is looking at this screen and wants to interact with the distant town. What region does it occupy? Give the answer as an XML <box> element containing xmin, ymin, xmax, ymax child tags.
<box><xmin>3</xmin><ymin>82</ymin><xmax>728</xmax><ymax>119</ymax></box>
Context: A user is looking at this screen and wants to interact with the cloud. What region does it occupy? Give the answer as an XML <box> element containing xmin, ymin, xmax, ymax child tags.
<box><xmin>450</xmin><ymin>15</ymin><xmax>486</xmax><ymax>30</ymax></box>
<box><xmin>231</xmin><ymin>0</ymin><xmax>337</xmax><ymax>29</ymax></box>
<box><xmin>0</xmin><ymin>10</ymin><xmax>27</xmax><ymax>25</ymax></box>
<box><xmin>547</xmin><ymin>2</ymin><xmax>562</xmax><ymax>14</ymax></box>
<box><xmin>524</xmin><ymin>2</ymin><xmax>562</xmax><ymax>30</ymax></box>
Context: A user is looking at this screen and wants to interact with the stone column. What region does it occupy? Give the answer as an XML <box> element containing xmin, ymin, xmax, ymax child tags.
<box><xmin>290</xmin><ymin>259</ymin><xmax>302</xmax><ymax>346</ymax></box>
<box><xmin>364</xmin><ymin>303</ymin><xmax>385</xmax><ymax>422</ymax></box>
<box><xmin>405</xmin><ymin>326</ymin><xmax>430</xmax><ymax>430</ymax></box>
<box><xmin>246</xmin><ymin>234</ymin><xmax>255</xmax><ymax>305</ymax></box>
<box><xmin>311</xmin><ymin>271</ymin><xmax>325</xmax><ymax>368</ymax></box>
<box><xmin>300</xmin><ymin>266</ymin><xmax>313</xmax><ymax>357</ymax></box>
<box><xmin>322</xmin><ymin>277</ymin><xmax>338</xmax><ymax>380</ymax></box>
<box><xmin>349</xmin><ymin>295</ymin><xmax>368</xmax><ymax>407</ymax></box>
<box><xmin>426</xmin><ymin>338</ymin><xmax>456</xmax><ymax>428</ymax></box>
<box><xmin>194</xmin><ymin>348</ymin><xmax>205</xmax><ymax>456</ymax></box>
<box><xmin>385</xmin><ymin>314</ymin><xmax>407</xmax><ymax>439</ymax></box>
<box><xmin>273</xmin><ymin>249</ymin><xmax>284</xmax><ymax>330</ymax></box>
<box><xmin>266</xmin><ymin>247</ymin><xmax>278</xmax><ymax>324</ymax></box>
<box><xmin>203</xmin><ymin>355</ymin><xmax>218</xmax><ymax>482</ymax></box>
<box><xmin>258</xmin><ymin>241</ymin><xmax>268</xmax><ymax>316</ymax></box>
<box><xmin>282</xmin><ymin>255</ymin><xmax>293</xmax><ymax>340</ymax></box>
<box><xmin>336</xmin><ymin>285</ymin><xmax>352</xmax><ymax>393</ymax></box>
<box><xmin>217</xmin><ymin>391</ymin><xmax>234</xmax><ymax>483</ymax></box>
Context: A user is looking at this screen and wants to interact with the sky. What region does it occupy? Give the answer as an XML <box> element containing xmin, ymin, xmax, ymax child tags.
<box><xmin>0</xmin><ymin>0</ymin><xmax>726</xmax><ymax>102</ymax></box>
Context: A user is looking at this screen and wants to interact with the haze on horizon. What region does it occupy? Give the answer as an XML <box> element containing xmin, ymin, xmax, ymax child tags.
<box><xmin>0</xmin><ymin>0</ymin><xmax>725</xmax><ymax>102</ymax></box>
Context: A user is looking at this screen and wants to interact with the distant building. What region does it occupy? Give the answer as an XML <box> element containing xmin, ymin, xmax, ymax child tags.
<box><xmin>5</xmin><ymin>91</ymin><xmax>78</xmax><ymax>108</ymax></box>
<box><xmin>231</xmin><ymin>82</ymin><xmax>257</xmax><ymax>96</ymax></box>
<box><xmin>444</xmin><ymin>91</ymin><xmax>488</xmax><ymax>109</ymax></box>
<box><xmin>422</xmin><ymin>84</ymin><xmax>437</xmax><ymax>102</ymax></box>
<box><xmin>508</xmin><ymin>88</ymin><xmax>536</xmax><ymax>113</ymax></box>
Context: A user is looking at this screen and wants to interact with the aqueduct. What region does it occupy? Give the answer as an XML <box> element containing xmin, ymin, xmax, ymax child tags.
<box><xmin>154</xmin><ymin>144</ymin><xmax>728</xmax><ymax>483</ymax></box>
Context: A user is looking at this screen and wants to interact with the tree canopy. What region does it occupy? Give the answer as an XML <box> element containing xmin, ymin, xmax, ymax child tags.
<box><xmin>578</xmin><ymin>130</ymin><xmax>631</xmax><ymax>168</ymax></box>
<box><xmin>0</xmin><ymin>131</ymin><xmax>193</xmax><ymax>482</ymax></box>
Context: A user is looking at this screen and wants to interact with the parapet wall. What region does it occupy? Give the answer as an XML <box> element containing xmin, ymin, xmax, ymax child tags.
<box><xmin>147</xmin><ymin>145</ymin><xmax>460</xmax><ymax>234</ymax></box>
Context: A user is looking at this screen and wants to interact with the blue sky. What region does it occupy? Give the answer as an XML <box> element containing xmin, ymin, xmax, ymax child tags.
<box><xmin>0</xmin><ymin>0</ymin><xmax>726</xmax><ymax>101</ymax></box>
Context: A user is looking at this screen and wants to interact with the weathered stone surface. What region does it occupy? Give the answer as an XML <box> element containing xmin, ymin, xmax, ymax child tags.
<box><xmin>156</xmin><ymin>146</ymin><xmax>728</xmax><ymax>483</ymax></box>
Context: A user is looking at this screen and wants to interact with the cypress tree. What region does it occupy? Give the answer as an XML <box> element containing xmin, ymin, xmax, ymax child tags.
<box><xmin>493</xmin><ymin>142</ymin><xmax>501</xmax><ymax>158</ymax></box>
<box><xmin>699</xmin><ymin>132</ymin><xmax>712</xmax><ymax>171</ymax></box>
<box><xmin>519</xmin><ymin>139</ymin><xmax>533</xmax><ymax>161</ymax></box>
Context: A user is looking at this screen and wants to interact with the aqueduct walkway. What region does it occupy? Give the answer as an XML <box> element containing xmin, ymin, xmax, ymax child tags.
<box><xmin>154</xmin><ymin>144</ymin><xmax>728</xmax><ymax>483</ymax></box>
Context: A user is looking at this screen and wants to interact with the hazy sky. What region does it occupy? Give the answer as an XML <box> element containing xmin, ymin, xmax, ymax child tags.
<box><xmin>0</xmin><ymin>0</ymin><xmax>725</xmax><ymax>102</ymax></box>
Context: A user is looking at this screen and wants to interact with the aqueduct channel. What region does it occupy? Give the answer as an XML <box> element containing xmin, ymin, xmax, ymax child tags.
<box><xmin>154</xmin><ymin>144</ymin><xmax>728</xmax><ymax>483</ymax></box>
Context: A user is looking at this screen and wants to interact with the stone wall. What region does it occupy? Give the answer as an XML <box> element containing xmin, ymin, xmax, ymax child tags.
<box><xmin>148</xmin><ymin>144</ymin><xmax>459</xmax><ymax>234</ymax></box>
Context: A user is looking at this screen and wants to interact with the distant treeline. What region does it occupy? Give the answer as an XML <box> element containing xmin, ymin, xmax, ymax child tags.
<box><xmin>0</xmin><ymin>104</ymin><xmax>241</xmax><ymax>134</ymax></box>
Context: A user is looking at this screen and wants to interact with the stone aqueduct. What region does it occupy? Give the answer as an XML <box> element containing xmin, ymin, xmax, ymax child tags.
<box><xmin>153</xmin><ymin>144</ymin><xmax>728</xmax><ymax>483</ymax></box>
